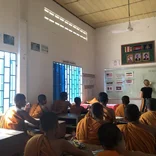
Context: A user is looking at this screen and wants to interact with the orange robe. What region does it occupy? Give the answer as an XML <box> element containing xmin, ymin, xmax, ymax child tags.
<box><xmin>24</xmin><ymin>134</ymin><xmax>56</xmax><ymax>156</ymax></box>
<box><xmin>97</xmin><ymin>151</ymin><xmax>119</xmax><ymax>156</ymax></box>
<box><xmin>70</xmin><ymin>105</ymin><xmax>86</xmax><ymax>115</ymax></box>
<box><xmin>118</xmin><ymin>123</ymin><xmax>156</xmax><ymax>154</ymax></box>
<box><xmin>0</xmin><ymin>108</ymin><xmax>25</xmax><ymax>131</ymax></box>
<box><xmin>115</xmin><ymin>104</ymin><xmax>125</xmax><ymax>117</ymax></box>
<box><xmin>76</xmin><ymin>113</ymin><xmax>104</xmax><ymax>145</ymax></box>
<box><xmin>29</xmin><ymin>104</ymin><xmax>43</xmax><ymax>118</ymax></box>
<box><xmin>52</xmin><ymin>100</ymin><xmax>70</xmax><ymax>114</ymax></box>
<box><xmin>140</xmin><ymin>111</ymin><xmax>156</xmax><ymax>126</ymax></box>
<box><xmin>104</xmin><ymin>107</ymin><xmax>115</xmax><ymax>123</ymax></box>
<box><xmin>87</xmin><ymin>98</ymin><xmax>98</xmax><ymax>104</ymax></box>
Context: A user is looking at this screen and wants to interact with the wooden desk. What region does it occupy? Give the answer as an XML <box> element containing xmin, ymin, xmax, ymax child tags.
<box><xmin>58</xmin><ymin>120</ymin><xmax>66</xmax><ymax>138</ymax></box>
<box><xmin>0</xmin><ymin>128</ymin><xmax>28</xmax><ymax>156</ymax></box>
<box><xmin>26</xmin><ymin>120</ymin><xmax>66</xmax><ymax>138</ymax></box>
<box><xmin>58</xmin><ymin>114</ymin><xmax>84</xmax><ymax>128</ymax></box>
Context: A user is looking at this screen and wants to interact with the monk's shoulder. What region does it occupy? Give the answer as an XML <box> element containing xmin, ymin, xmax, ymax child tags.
<box><xmin>27</xmin><ymin>134</ymin><xmax>42</xmax><ymax>145</ymax></box>
<box><xmin>17</xmin><ymin>109</ymin><xmax>27</xmax><ymax>117</ymax></box>
<box><xmin>117</xmin><ymin>124</ymin><xmax>126</xmax><ymax>131</ymax></box>
<box><xmin>140</xmin><ymin>111</ymin><xmax>150</xmax><ymax>118</ymax></box>
<box><xmin>128</xmin><ymin>151</ymin><xmax>154</xmax><ymax>156</ymax></box>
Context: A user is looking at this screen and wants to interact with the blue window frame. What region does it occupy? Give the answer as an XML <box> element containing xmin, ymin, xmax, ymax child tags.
<box><xmin>53</xmin><ymin>62</ymin><xmax>82</xmax><ymax>102</ymax></box>
<box><xmin>0</xmin><ymin>51</ymin><xmax>16</xmax><ymax>113</ymax></box>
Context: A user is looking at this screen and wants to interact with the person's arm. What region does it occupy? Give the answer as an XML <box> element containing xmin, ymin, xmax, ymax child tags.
<box><xmin>61</xmin><ymin>140</ymin><xmax>93</xmax><ymax>156</ymax></box>
<box><xmin>22</xmin><ymin>111</ymin><xmax>39</xmax><ymax>127</ymax></box>
<box><xmin>68</xmin><ymin>101</ymin><xmax>72</xmax><ymax>108</ymax></box>
<box><xmin>140</xmin><ymin>91</ymin><xmax>143</xmax><ymax>98</ymax></box>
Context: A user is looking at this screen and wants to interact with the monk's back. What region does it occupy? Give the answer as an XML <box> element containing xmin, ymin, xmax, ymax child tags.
<box><xmin>115</xmin><ymin>104</ymin><xmax>125</xmax><ymax>117</ymax></box>
<box><xmin>52</xmin><ymin>100</ymin><xmax>70</xmax><ymax>113</ymax></box>
<box><xmin>118</xmin><ymin>123</ymin><xmax>156</xmax><ymax>154</ymax></box>
<box><xmin>104</xmin><ymin>107</ymin><xmax>115</xmax><ymax>123</ymax></box>
<box><xmin>76</xmin><ymin>114</ymin><xmax>103</xmax><ymax>144</ymax></box>
<box><xmin>140</xmin><ymin>111</ymin><xmax>156</xmax><ymax>126</ymax></box>
<box><xmin>70</xmin><ymin>105</ymin><xmax>83</xmax><ymax>115</ymax></box>
<box><xmin>29</xmin><ymin>104</ymin><xmax>43</xmax><ymax>118</ymax></box>
<box><xmin>24</xmin><ymin>134</ymin><xmax>65</xmax><ymax>156</ymax></box>
<box><xmin>0</xmin><ymin>107</ymin><xmax>25</xmax><ymax>131</ymax></box>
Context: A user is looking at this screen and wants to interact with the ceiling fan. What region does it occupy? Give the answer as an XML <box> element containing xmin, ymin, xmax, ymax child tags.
<box><xmin>112</xmin><ymin>0</ymin><xmax>133</xmax><ymax>34</ymax></box>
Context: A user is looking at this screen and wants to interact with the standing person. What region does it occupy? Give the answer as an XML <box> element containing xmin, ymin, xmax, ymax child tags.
<box><xmin>52</xmin><ymin>92</ymin><xmax>71</xmax><ymax>114</ymax></box>
<box><xmin>140</xmin><ymin>79</ymin><xmax>153</xmax><ymax>112</ymax></box>
<box><xmin>98</xmin><ymin>92</ymin><xmax>115</xmax><ymax>123</ymax></box>
<box><xmin>115</xmin><ymin>96</ymin><xmax>130</xmax><ymax>117</ymax></box>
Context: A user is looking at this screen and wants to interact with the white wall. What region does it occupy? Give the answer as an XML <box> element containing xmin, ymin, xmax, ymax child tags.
<box><xmin>27</xmin><ymin>0</ymin><xmax>95</xmax><ymax>104</ymax></box>
<box><xmin>0</xmin><ymin>0</ymin><xmax>19</xmax><ymax>53</ymax></box>
<box><xmin>95</xmin><ymin>17</ymin><xmax>156</xmax><ymax>106</ymax></box>
<box><xmin>95</xmin><ymin>17</ymin><xmax>156</xmax><ymax>100</ymax></box>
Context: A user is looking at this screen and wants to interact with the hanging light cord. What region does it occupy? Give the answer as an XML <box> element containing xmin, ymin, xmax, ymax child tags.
<box><xmin>128</xmin><ymin>0</ymin><xmax>130</xmax><ymax>23</ymax></box>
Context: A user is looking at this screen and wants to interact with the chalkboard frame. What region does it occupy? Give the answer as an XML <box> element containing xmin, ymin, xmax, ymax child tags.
<box><xmin>121</xmin><ymin>41</ymin><xmax>155</xmax><ymax>65</ymax></box>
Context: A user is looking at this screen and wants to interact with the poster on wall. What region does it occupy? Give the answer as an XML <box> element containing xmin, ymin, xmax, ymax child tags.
<box><xmin>31</xmin><ymin>42</ymin><xmax>40</xmax><ymax>52</ymax></box>
<box><xmin>125</xmin><ymin>72</ymin><xmax>133</xmax><ymax>78</ymax></box>
<box><xmin>115</xmin><ymin>73</ymin><xmax>124</xmax><ymax>79</ymax></box>
<box><xmin>121</xmin><ymin>41</ymin><xmax>155</xmax><ymax>65</ymax></box>
<box><xmin>3</xmin><ymin>34</ymin><xmax>14</xmax><ymax>46</ymax></box>
<box><xmin>41</xmin><ymin>45</ymin><xmax>48</xmax><ymax>53</ymax></box>
<box><xmin>112</xmin><ymin>59</ymin><xmax>120</xmax><ymax>67</ymax></box>
<box><xmin>116</xmin><ymin>80</ymin><xmax>123</xmax><ymax>85</ymax></box>
<box><xmin>106</xmin><ymin>72</ymin><xmax>113</xmax><ymax>79</ymax></box>
<box><xmin>125</xmin><ymin>79</ymin><xmax>133</xmax><ymax>84</ymax></box>
<box><xmin>106</xmin><ymin>81</ymin><xmax>113</xmax><ymax>85</ymax></box>
<box><xmin>115</xmin><ymin>86</ymin><xmax>123</xmax><ymax>92</ymax></box>
<box><xmin>106</xmin><ymin>86</ymin><xmax>113</xmax><ymax>92</ymax></box>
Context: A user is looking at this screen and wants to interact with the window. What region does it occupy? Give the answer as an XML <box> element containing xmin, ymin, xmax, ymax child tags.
<box><xmin>44</xmin><ymin>7</ymin><xmax>88</xmax><ymax>41</ymax></box>
<box><xmin>53</xmin><ymin>62</ymin><xmax>82</xmax><ymax>103</ymax></box>
<box><xmin>0</xmin><ymin>51</ymin><xmax>16</xmax><ymax>113</ymax></box>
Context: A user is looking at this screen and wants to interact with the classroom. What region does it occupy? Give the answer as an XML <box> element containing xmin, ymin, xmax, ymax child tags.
<box><xmin>0</xmin><ymin>0</ymin><xmax>156</xmax><ymax>156</ymax></box>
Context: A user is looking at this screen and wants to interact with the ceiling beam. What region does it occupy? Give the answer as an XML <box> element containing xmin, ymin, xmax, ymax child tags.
<box><xmin>64</xmin><ymin>0</ymin><xmax>79</xmax><ymax>5</ymax></box>
<box><xmin>79</xmin><ymin>0</ymin><xmax>148</xmax><ymax>17</ymax></box>
<box><xmin>53</xmin><ymin>0</ymin><xmax>95</xmax><ymax>29</ymax></box>
<box><xmin>94</xmin><ymin>10</ymin><xmax>156</xmax><ymax>26</ymax></box>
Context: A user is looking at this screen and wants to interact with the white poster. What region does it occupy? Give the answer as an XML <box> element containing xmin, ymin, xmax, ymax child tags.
<box><xmin>115</xmin><ymin>86</ymin><xmax>123</xmax><ymax>92</ymax></box>
<box><xmin>106</xmin><ymin>72</ymin><xmax>113</xmax><ymax>79</ymax></box>
<box><xmin>106</xmin><ymin>86</ymin><xmax>113</xmax><ymax>92</ymax></box>
<box><xmin>125</xmin><ymin>72</ymin><xmax>133</xmax><ymax>78</ymax></box>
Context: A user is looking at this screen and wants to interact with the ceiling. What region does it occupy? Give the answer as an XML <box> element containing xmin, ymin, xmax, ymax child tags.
<box><xmin>54</xmin><ymin>0</ymin><xmax>156</xmax><ymax>29</ymax></box>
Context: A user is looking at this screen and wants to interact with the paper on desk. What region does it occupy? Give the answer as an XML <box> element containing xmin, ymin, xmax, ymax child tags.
<box><xmin>92</xmin><ymin>149</ymin><xmax>104</xmax><ymax>156</ymax></box>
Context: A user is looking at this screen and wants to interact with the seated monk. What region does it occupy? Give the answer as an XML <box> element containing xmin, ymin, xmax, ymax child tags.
<box><xmin>24</xmin><ymin>112</ymin><xmax>92</xmax><ymax>156</ymax></box>
<box><xmin>97</xmin><ymin>123</ymin><xmax>155</xmax><ymax>156</ymax></box>
<box><xmin>29</xmin><ymin>94</ymin><xmax>48</xmax><ymax>118</ymax></box>
<box><xmin>98</xmin><ymin>92</ymin><xmax>115</xmax><ymax>123</ymax></box>
<box><xmin>70</xmin><ymin>97</ymin><xmax>87</xmax><ymax>115</ymax></box>
<box><xmin>140</xmin><ymin>98</ymin><xmax>156</xmax><ymax>126</ymax></box>
<box><xmin>87</xmin><ymin>98</ymin><xmax>98</xmax><ymax>104</ymax></box>
<box><xmin>0</xmin><ymin>94</ymin><xmax>39</xmax><ymax>131</ymax></box>
<box><xmin>118</xmin><ymin>104</ymin><xmax>156</xmax><ymax>154</ymax></box>
<box><xmin>52</xmin><ymin>92</ymin><xmax>71</xmax><ymax>114</ymax></box>
<box><xmin>76</xmin><ymin>103</ymin><xmax>105</xmax><ymax>145</ymax></box>
<box><xmin>115</xmin><ymin>96</ymin><xmax>130</xmax><ymax>117</ymax></box>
